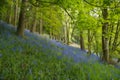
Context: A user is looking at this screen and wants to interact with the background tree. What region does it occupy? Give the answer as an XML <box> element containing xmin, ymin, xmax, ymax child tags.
<box><xmin>17</xmin><ymin>0</ymin><xmax>28</xmax><ymax>36</ymax></box>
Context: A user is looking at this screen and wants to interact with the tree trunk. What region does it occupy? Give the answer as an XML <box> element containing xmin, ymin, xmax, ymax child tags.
<box><xmin>64</xmin><ymin>24</ymin><xmax>67</xmax><ymax>44</ymax></box>
<box><xmin>14</xmin><ymin>0</ymin><xmax>18</xmax><ymax>26</ymax></box>
<box><xmin>71</xmin><ymin>22</ymin><xmax>75</xmax><ymax>40</ymax></box>
<box><xmin>6</xmin><ymin>5</ymin><xmax>12</xmax><ymax>24</ymax></box>
<box><xmin>30</xmin><ymin>8</ymin><xmax>37</xmax><ymax>33</ymax></box>
<box><xmin>49</xmin><ymin>28</ymin><xmax>52</xmax><ymax>39</ymax></box>
<box><xmin>112</xmin><ymin>19</ymin><xmax>120</xmax><ymax>51</ymax></box>
<box><xmin>88</xmin><ymin>29</ymin><xmax>91</xmax><ymax>54</ymax></box>
<box><xmin>102</xmin><ymin>8</ymin><xmax>109</xmax><ymax>62</ymax></box>
<box><xmin>39</xmin><ymin>18</ymin><xmax>43</xmax><ymax>34</ymax></box>
<box><xmin>93</xmin><ymin>31</ymin><xmax>99</xmax><ymax>56</ymax></box>
<box><xmin>109</xmin><ymin>23</ymin><xmax>114</xmax><ymax>51</ymax></box>
<box><xmin>17</xmin><ymin>0</ymin><xmax>27</xmax><ymax>37</ymax></box>
<box><xmin>30</xmin><ymin>19</ymin><xmax>37</xmax><ymax>33</ymax></box>
<box><xmin>79</xmin><ymin>31</ymin><xmax>85</xmax><ymax>50</ymax></box>
<box><xmin>66</xmin><ymin>25</ymin><xmax>70</xmax><ymax>45</ymax></box>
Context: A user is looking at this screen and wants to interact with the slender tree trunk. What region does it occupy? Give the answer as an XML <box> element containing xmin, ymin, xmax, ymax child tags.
<box><xmin>112</xmin><ymin>19</ymin><xmax>120</xmax><ymax>51</ymax></box>
<box><xmin>64</xmin><ymin>24</ymin><xmax>67</xmax><ymax>44</ymax></box>
<box><xmin>24</xmin><ymin>19</ymin><xmax>28</xmax><ymax>29</ymax></box>
<box><xmin>30</xmin><ymin>8</ymin><xmax>37</xmax><ymax>33</ymax></box>
<box><xmin>88</xmin><ymin>29</ymin><xmax>92</xmax><ymax>54</ymax></box>
<box><xmin>66</xmin><ymin>25</ymin><xmax>70</xmax><ymax>45</ymax></box>
<box><xmin>14</xmin><ymin>0</ymin><xmax>18</xmax><ymax>26</ymax></box>
<box><xmin>17</xmin><ymin>0</ymin><xmax>27</xmax><ymax>37</ymax></box>
<box><xmin>28</xmin><ymin>19</ymin><xmax>31</xmax><ymax>30</ymax></box>
<box><xmin>63</xmin><ymin>11</ymin><xmax>70</xmax><ymax>44</ymax></box>
<box><xmin>50</xmin><ymin>28</ymin><xmax>52</xmax><ymax>39</ymax></box>
<box><xmin>40</xmin><ymin>12</ymin><xmax>43</xmax><ymax>34</ymax></box>
<box><xmin>6</xmin><ymin>4</ymin><xmax>12</xmax><ymax>24</ymax></box>
<box><xmin>102</xmin><ymin>8</ymin><xmax>109</xmax><ymax>62</ymax></box>
<box><xmin>79</xmin><ymin>31</ymin><xmax>85</xmax><ymax>50</ymax></box>
<box><xmin>30</xmin><ymin>19</ymin><xmax>37</xmax><ymax>33</ymax></box>
<box><xmin>26</xmin><ymin>20</ymin><xmax>29</xmax><ymax>29</ymax></box>
<box><xmin>39</xmin><ymin>18</ymin><xmax>43</xmax><ymax>34</ymax></box>
<box><xmin>109</xmin><ymin>23</ymin><xmax>114</xmax><ymax>51</ymax></box>
<box><xmin>71</xmin><ymin>22</ymin><xmax>75</xmax><ymax>40</ymax></box>
<box><xmin>94</xmin><ymin>32</ymin><xmax>99</xmax><ymax>56</ymax></box>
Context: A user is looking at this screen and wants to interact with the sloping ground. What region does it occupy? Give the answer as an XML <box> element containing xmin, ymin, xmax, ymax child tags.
<box><xmin>0</xmin><ymin>21</ymin><xmax>120</xmax><ymax>80</ymax></box>
<box><xmin>0</xmin><ymin>21</ymin><xmax>100</xmax><ymax>63</ymax></box>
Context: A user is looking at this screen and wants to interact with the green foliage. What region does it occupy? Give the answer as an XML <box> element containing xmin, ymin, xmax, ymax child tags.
<box><xmin>0</xmin><ymin>0</ymin><xmax>10</xmax><ymax>19</ymax></box>
<box><xmin>0</xmin><ymin>0</ymin><xmax>9</xmax><ymax>8</ymax></box>
<box><xmin>39</xmin><ymin>6</ymin><xmax>64</xmax><ymax>35</ymax></box>
<box><xmin>111</xmin><ymin>47</ymin><xmax>120</xmax><ymax>59</ymax></box>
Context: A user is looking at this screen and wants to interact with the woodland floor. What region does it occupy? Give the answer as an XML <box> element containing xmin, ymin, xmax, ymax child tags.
<box><xmin>0</xmin><ymin>21</ymin><xmax>120</xmax><ymax>80</ymax></box>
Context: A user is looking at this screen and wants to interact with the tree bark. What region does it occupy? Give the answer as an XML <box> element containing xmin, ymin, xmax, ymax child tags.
<box><xmin>17</xmin><ymin>0</ymin><xmax>27</xmax><ymax>37</ymax></box>
<box><xmin>79</xmin><ymin>31</ymin><xmax>85</xmax><ymax>50</ymax></box>
<box><xmin>102</xmin><ymin>8</ymin><xmax>109</xmax><ymax>62</ymax></box>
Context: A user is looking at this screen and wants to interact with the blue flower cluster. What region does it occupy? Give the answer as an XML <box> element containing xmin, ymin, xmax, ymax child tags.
<box><xmin>0</xmin><ymin>21</ymin><xmax>100</xmax><ymax>64</ymax></box>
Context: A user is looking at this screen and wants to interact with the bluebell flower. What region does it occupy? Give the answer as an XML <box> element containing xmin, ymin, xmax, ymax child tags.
<box><xmin>12</xmin><ymin>47</ymin><xmax>17</xmax><ymax>52</ymax></box>
<box><xmin>17</xmin><ymin>46</ymin><xmax>23</xmax><ymax>52</ymax></box>
<box><xmin>29</xmin><ymin>68</ymin><xmax>32</xmax><ymax>74</ymax></box>
<box><xmin>0</xmin><ymin>53</ymin><xmax>2</xmax><ymax>58</ymax></box>
<box><xmin>0</xmin><ymin>20</ymin><xmax>101</xmax><ymax>64</ymax></box>
<box><xmin>32</xmin><ymin>60</ymin><xmax>37</xmax><ymax>65</ymax></box>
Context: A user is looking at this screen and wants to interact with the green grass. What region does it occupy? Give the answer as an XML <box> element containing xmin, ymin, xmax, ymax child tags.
<box><xmin>0</xmin><ymin>48</ymin><xmax>120</xmax><ymax>80</ymax></box>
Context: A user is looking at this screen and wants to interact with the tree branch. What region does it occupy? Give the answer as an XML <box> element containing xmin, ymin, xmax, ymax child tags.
<box><xmin>83</xmin><ymin>0</ymin><xmax>120</xmax><ymax>9</ymax></box>
<box><xmin>61</xmin><ymin>6</ymin><xmax>73</xmax><ymax>20</ymax></box>
<box><xmin>29</xmin><ymin>0</ymin><xmax>57</xmax><ymax>7</ymax></box>
<box><xmin>29</xmin><ymin>0</ymin><xmax>74</xmax><ymax>19</ymax></box>
<box><xmin>83</xmin><ymin>0</ymin><xmax>102</xmax><ymax>7</ymax></box>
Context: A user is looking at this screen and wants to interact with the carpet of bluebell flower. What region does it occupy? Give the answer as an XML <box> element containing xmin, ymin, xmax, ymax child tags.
<box><xmin>0</xmin><ymin>21</ymin><xmax>120</xmax><ymax>80</ymax></box>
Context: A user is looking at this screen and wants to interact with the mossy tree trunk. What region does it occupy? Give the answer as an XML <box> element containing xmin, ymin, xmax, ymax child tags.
<box><xmin>102</xmin><ymin>8</ymin><xmax>109</xmax><ymax>62</ymax></box>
